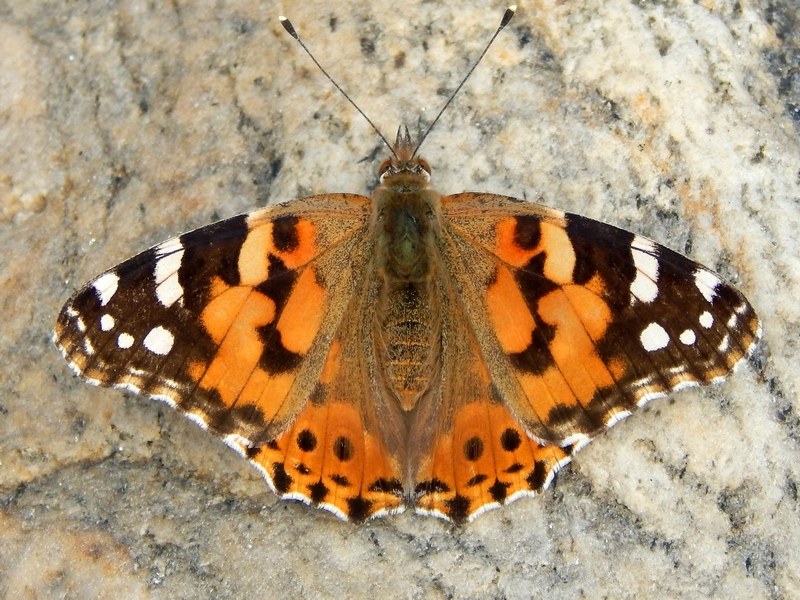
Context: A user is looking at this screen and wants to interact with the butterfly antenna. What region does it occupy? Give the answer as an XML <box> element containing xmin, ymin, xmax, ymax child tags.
<box><xmin>412</xmin><ymin>5</ymin><xmax>516</xmax><ymax>157</ymax></box>
<box><xmin>279</xmin><ymin>16</ymin><xmax>397</xmax><ymax>158</ymax></box>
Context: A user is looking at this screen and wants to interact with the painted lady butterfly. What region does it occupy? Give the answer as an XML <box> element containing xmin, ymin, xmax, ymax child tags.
<box><xmin>54</xmin><ymin>7</ymin><xmax>760</xmax><ymax>523</ymax></box>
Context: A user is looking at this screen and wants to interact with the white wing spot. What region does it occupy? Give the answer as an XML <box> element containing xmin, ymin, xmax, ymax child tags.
<box><xmin>718</xmin><ymin>334</ymin><xmax>731</xmax><ymax>353</ymax></box>
<box><xmin>694</xmin><ymin>268</ymin><xmax>721</xmax><ymax>303</ymax></box>
<box><xmin>630</xmin><ymin>236</ymin><xmax>659</xmax><ymax>304</ymax></box>
<box><xmin>155</xmin><ymin>240</ymin><xmax>185</xmax><ymax>308</ymax></box>
<box><xmin>679</xmin><ymin>329</ymin><xmax>697</xmax><ymax>345</ymax></box>
<box><xmin>83</xmin><ymin>338</ymin><xmax>95</xmax><ymax>355</ymax></box>
<box><xmin>699</xmin><ymin>311</ymin><xmax>714</xmax><ymax>328</ymax></box>
<box><xmin>156</xmin><ymin>237</ymin><xmax>183</xmax><ymax>255</ymax></box>
<box><xmin>640</xmin><ymin>322</ymin><xmax>670</xmax><ymax>352</ymax></box>
<box><xmin>100</xmin><ymin>314</ymin><xmax>115</xmax><ymax>331</ymax></box>
<box><xmin>118</xmin><ymin>332</ymin><xmax>134</xmax><ymax>349</ymax></box>
<box><xmin>93</xmin><ymin>272</ymin><xmax>119</xmax><ymax>306</ymax></box>
<box><xmin>143</xmin><ymin>326</ymin><xmax>174</xmax><ymax>355</ymax></box>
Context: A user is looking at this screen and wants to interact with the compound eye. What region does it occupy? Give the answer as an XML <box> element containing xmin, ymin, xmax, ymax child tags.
<box><xmin>417</xmin><ymin>157</ymin><xmax>431</xmax><ymax>175</ymax></box>
<box><xmin>378</xmin><ymin>158</ymin><xmax>392</xmax><ymax>177</ymax></box>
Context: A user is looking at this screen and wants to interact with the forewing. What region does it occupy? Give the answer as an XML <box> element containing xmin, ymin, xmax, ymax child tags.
<box><xmin>439</xmin><ymin>192</ymin><xmax>761</xmax><ymax>446</ymax></box>
<box><xmin>55</xmin><ymin>194</ymin><xmax>371</xmax><ymax>446</ymax></box>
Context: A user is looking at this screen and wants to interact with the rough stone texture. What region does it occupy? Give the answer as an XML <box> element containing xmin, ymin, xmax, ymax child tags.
<box><xmin>1</xmin><ymin>1</ymin><xmax>798</xmax><ymax>598</ymax></box>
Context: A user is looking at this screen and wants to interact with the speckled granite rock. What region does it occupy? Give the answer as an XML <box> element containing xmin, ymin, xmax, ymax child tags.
<box><xmin>1</xmin><ymin>1</ymin><xmax>797</xmax><ymax>598</ymax></box>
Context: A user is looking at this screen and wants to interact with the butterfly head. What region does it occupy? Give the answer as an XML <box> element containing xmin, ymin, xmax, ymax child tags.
<box><xmin>378</xmin><ymin>125</ymin><xmax>431</xmax><ymax>188</ymax></box>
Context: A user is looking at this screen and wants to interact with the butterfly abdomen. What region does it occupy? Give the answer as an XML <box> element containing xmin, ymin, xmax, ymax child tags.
<box><xmin>377</xmin><ymin>279</ymin><xmax>442</xmax><ymax>411</ymax></box>
<box><xmin>373</xmin><ymin>185</ymin><xmax>443</xmax><ymax>410</ymax></box>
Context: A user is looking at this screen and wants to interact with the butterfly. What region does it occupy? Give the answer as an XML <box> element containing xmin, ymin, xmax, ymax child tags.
<box><xmin>54</xmin><ymin>8</ymin><xmax>760</xmax><ymax>523</ymax></box>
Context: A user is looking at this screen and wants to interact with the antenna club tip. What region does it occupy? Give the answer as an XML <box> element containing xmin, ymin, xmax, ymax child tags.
<box><xmin>500</xmin><ymin>6</ymin><xmax>516</xmax><ymax>28</ymax></box>
<box><xmin>279</xmin><ymin>16</ymin><xmax>298</xmax><ymax>38</ymax></box>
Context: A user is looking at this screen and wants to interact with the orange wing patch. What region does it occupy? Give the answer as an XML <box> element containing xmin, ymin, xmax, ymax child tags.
<box><xmin>189</xmin><ymin>217</ymin><xmax>329</xmax><ymax>429</ymax></box>
<box><xmin>516</xmin><ymin>285</ymin><xmax>620</xmax><ymax>420</ymax></box>
<box><xmin>494</xmin><ymin>216</ymin><xmax>576</xmax><ymax>285</ymax></box>
<box><xmin>414</xmin><ymin>401</ymin><xmax>570</xmax><ymax>523</ymax></box>
<box><xmin>251</xmin><ymin>400</ymin><xmax>404</xmax><ymax>521</ymax></box>
<box><xmin>478</xmin><ymin>212</ymin><xmax>624</xmax><ymax>432</ymax></box>
<box><xmin>250</xmin><ymin>337</ymin><xmax>405</xmax><ymax>521</ymax></box>
<box><xmin>276</xmin><ymin>268</ymin><xmax>327</xmax><ymax>354</ymax></box>
<box><xmin>486</xmin><ymin>265</ymin><xmax>535</xmax><ymax>354</ymax></box>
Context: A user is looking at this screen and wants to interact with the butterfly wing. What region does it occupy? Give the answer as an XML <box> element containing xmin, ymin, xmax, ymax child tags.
<box><xmin>412</xmin><ymin>192</ymin><xmax>760</xmax><ymax>522</ymax></box>
<box><xmin>410</xmin><ymin>266</ymin><xmax>573</xmax><ymax>522</ymax></box>
<box><xmin>55</xmin><ymin>193</ymin><xmax>404</xmax><ymax>519</ymax></box>
<box><xmin>246</xmin><ymin>262</ymin><xmax>410</xmax><ymax>521</ymax></box>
